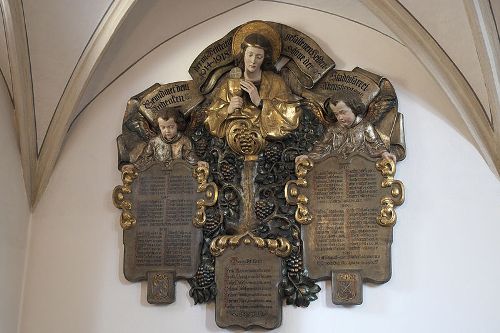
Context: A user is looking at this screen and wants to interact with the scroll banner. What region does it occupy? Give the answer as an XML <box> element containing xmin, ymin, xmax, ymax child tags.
<box><xmin>279</xmin><ymin>25</ymin><xmax>335</xmax><ymax>88</ymax></box>
<box><xmin>314</xmin><ymin>69</ymin><xmax>381</xmax><ymax>105</ymax></box>
<box><xmin>189</xmin><ymin>29</ymin><xmax>236</xmax><ymax>94</ymax></box>
<box><xmin>138</xmin><ymin>80</ymin><xmax>204</xmax><ymax>125</ymax></box>
<box><xmin>307</xmin><ymin>69</ymin><xmax>381</xmax><ymax>110</ymax></box>
<box><xmin>189</xmin><ymin>23</ymin><xmax>335</xmax><ymax>93</ymax></box>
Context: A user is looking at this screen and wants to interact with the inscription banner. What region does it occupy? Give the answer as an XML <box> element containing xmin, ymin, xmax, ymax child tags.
<box><xmin>189</xmin><ymin>29</ymin><xmax>235</xmax><ymax>94</ymax></box>
<box><xmin>302</xmin><ymin>154</ymin><xmax>393</xmax><ymax>282</ymax></box>
<box><xmin>306</xmin><ymin>69</ymin><xmax>381</xmax><ymax>111</ymax></box>
<box><xmin>215</xmin><ymin>246</ymin><xmax>282</xmax><ymax>329</ymax></box>
<box><xmin>139</xmin><ymin>80</ymin><xmax>204</xmax><ymax>123</ymax></box>
<box><xmin>123</xmin><ymin>160</ymin><xmax>201</xmax><ymax>281</ymax></box>
<box><xmin>280</xmin><ymin>25</ymin><xmax>335</xmax><ymax>87</ymax></box>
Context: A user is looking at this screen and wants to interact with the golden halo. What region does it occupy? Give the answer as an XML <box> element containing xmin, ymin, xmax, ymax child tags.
<box><xmin>232</xmin><ymin>21</ymin><xmax>281</xmax><ymax>63</ymax></box>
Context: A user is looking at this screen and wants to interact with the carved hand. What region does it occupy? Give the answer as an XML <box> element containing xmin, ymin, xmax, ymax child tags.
<box><xmin>240</xmin><ymin>80</ymin><xmax>261</xmax><ymax>106</ymax></box>
<box><xmin>381</xmin><ymin>151</ymin><xmax>397</xmax><ymax>163</ymax></box>
<box><xmin>228</xmin><ymin>96</ymin><xmax>243</xmax><ymax>114</ymax></box>
<box><xmin>197</xmin><ymin>160</ymin><xmax>209</xmax><ymax>170</ymax></box>
<box><xmin>295</xmin><ymin>154</ymin><xmax>309</xmax><ymax>165</ymax></box>
<box><xmin>121</xmin><ymin>163</ymin><xmax>135</xmax><ymax>174</ymax></box>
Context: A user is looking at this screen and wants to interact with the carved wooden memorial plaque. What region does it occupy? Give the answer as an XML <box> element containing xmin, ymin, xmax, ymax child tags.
<box><xmin>215</xmin><ymin>245</ymin><xmax>282</xmax><ymax>329</ymax></box>
<box><xmin>121</xmin><ymin>161</ymin><xmax>202</xmax><ymax>298</ymax></box>
<box><xmin>112</xmin><ymin>19</ymin><xmax>406</xmax><ymax>328</ymax></box>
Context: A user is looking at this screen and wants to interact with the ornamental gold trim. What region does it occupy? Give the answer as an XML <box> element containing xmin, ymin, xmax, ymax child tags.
<box><xmin>376</xmin><ymin>158</ymin><xmax>405</xmax><ymax>226</ymax></box>
<box><xmin>192</xmin><ymin>162</ymin><xmax>219</xmax><ymax>228</ymax></box>
<box><xmin>112</xmin><ymin>167</ymin><xmax>138</xmax><ymax>230</ymax></box>
<box><xmin>210</xmin><ymin>232</ymin><xmax>292</xmax><ymax>258</ymax></box>
<box><xmin>285</xmin><ymin>156</ymin><xmax>314</xmax><ymax>225</ymax></box>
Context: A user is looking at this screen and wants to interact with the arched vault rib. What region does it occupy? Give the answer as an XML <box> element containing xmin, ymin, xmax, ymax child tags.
<box><xmin>362</xmin><ymin>0</ymin><xmax>500</xmax><ymax>177</ymax></box>
<box><xmin>1</xmin><ymin>0</ymin><xmax>37</xmax><ymax>206</ymax></box>
<box><xmin>34</xmin><ymin>0</ymin><xmax>137</xmax><ymax>208</ymax></box>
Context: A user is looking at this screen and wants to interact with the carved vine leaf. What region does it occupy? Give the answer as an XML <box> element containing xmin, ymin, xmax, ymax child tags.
<box><xmin>279</xmin><ymin>271</ymin><xmax>321</xmax><ymax>307</ymax></box>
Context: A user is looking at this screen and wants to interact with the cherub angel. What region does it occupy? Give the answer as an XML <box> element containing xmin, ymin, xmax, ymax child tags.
<box><xmin>121</xmin><ymin>107</ymin><xmax>199</xmax><ymax>172</ymax></box>
<box><xmin>299</xmin><ymin>91</ymin><xmax>396</xmax><ymax>163</ymax></box>
<box><xmin>140</xmin><ymin>108</ymin><xmax>197</xmax><ymax>164</ymax></box>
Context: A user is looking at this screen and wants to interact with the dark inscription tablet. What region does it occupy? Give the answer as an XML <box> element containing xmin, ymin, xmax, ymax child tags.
<box><xmin>123</xmin><ymin>160</ymin><xmax>201</xmax><ymax>281</ymax></box>
<box><xmin>303</xmin><ymin>154</ymin><xmax>393</xmax><ymax>282</ymax></box>
<box><xmin>215</xmin><ymin>246</ymin><xmax>282</xmax><ymax>329</ymax></box>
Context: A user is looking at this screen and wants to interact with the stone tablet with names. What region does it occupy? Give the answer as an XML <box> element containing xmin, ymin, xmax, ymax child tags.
<box><xmin>303</xmin><ymin>154</ymin><xmax>393</xmax><ymax>282</ymax></box>
<box><xmin>123</xmin><ymin>160</ymin><xmax>201</xmax><ymax>281</ymax></box>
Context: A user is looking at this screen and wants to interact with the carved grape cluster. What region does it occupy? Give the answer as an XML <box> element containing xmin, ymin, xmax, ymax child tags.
<box><xmin>237</xmin><ymin>132</ymin><xmax>257</xmax><ymax>154</ymax></box>
<box><xmin>204</xmin><ymin>207</ymin><xmax>221</xmax><ymax>233</ymax></box>
<box><xmin>286</xmin><ymin>249</ymin><xmax>303</xmax><ymax>276</ymax></box>
<box><xmin>264</xmin><ymin>144</ymin><xmax>282</xmax><ymax>164</ymax></box>
<box><xmin>194</xmin><ymin>265</ymin><xmax>214</xmax><ymax>288</ymax></box>
<box><xmin>279</xmin><ymin>228</ymin><xmax>321</xmax><ymax>308</ymax></box>
<box><xmin>254</xmin><ymin>199</ymin><xmax>275</xmax><ymax>221</ymax></box>
<box><xmin>194</xmin><ymin>137</ymin><xmax>208</xmax><ymax>157</ymax></box>
<box><xmin>220</xmin><ymin>161</ymin><xmax>237</xmax><ymax>182</ymax></box>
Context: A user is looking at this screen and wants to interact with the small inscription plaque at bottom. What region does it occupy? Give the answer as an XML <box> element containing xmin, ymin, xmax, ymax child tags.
<box><xmin>147</xmin><ymin>270</ymin><xmax>175</xmax><ymax>304</ymax></box>
<box><xmin>332</xmin><ymin>270</ymin><xmax>362</xmax><ymax>305</ymax></box>
<box><xmin>215</xmin><ymin>245</ymin><xmax>282</xmax><ymax>329</ymax></box>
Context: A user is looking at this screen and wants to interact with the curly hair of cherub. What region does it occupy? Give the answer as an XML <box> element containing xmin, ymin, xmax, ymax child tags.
<box><xmin>325</xmin><ymin>91</ymin><xmax>367</xmax><ymax>119</ymax></box>
<box><xmin>156</xmin><ymin>107</ymin><xmax>187</xmax><ymax>132</ymax></box>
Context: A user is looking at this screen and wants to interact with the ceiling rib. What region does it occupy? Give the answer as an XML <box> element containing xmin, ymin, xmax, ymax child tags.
<box><xmin>34</xmin><ymin>0</ymin><xmax>137</xmax><ymax>208</ymax></box>
<box><xmin>0</xmin><ymin>0</ymin><xmax>37</xmax><ymax>206</ymax></box>
<box><xmin>362</xmin><ymin>0</ymin><xmax>500</xmax><ymax>177</ymax></box>
<box><xmin>463</xmin><ymin>0</ymin><xmax>500</xmax><ymax>132</ymax></box>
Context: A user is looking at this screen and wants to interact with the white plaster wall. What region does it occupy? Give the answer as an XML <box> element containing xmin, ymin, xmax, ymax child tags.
<box><xmin>0</xmin><ymin>59</ymin><xmax>31</xmax><ymax>333</ymax></box>
<box><xmin>19</xmin><ymin>2</ymin><xmax>500</xmax><ymax>332</ymax></box>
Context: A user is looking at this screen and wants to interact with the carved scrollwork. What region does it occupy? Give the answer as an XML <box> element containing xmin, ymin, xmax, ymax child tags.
<box><xmin>376</xmin><ymin>158</ymin><xmax>405</xmax><ymax>226</ymax></box>
<box><xmin>192</xmin><ymin>162</ymin><xmax>219</xmax><ymax>228</ymax></box>
<box><xmin>285</xmin><ymin>156</ymin><xmax>314</xmax><ymax>225</ymax></box>
<box><xmin>112</xmin><ymin>167</ymin><xmax>138</xmax><ymax>230</ymax></box>
<box><xmin>210</xmin><ymin>232</ymin><xmax>292</xmax><ymax>258</ymax></box>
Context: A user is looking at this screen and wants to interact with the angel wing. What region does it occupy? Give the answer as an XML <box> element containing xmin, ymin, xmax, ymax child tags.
<box><xmin>364</xmin><ymin>78</ymin><xmax>397</xmax><ymax>125</ymax></box>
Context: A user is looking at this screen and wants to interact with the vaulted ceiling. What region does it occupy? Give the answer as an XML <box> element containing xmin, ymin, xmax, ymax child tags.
<box><xmin>1</xmin><ymin>0</ymin><xmax>499</xmax><ymax>208</ymax></box>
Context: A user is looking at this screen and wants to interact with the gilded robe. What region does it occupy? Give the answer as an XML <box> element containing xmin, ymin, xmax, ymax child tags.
<box><xmin>204</xmin><ymin>71</ymin><xmax>301</xmax><ymax>140</ymax></box>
